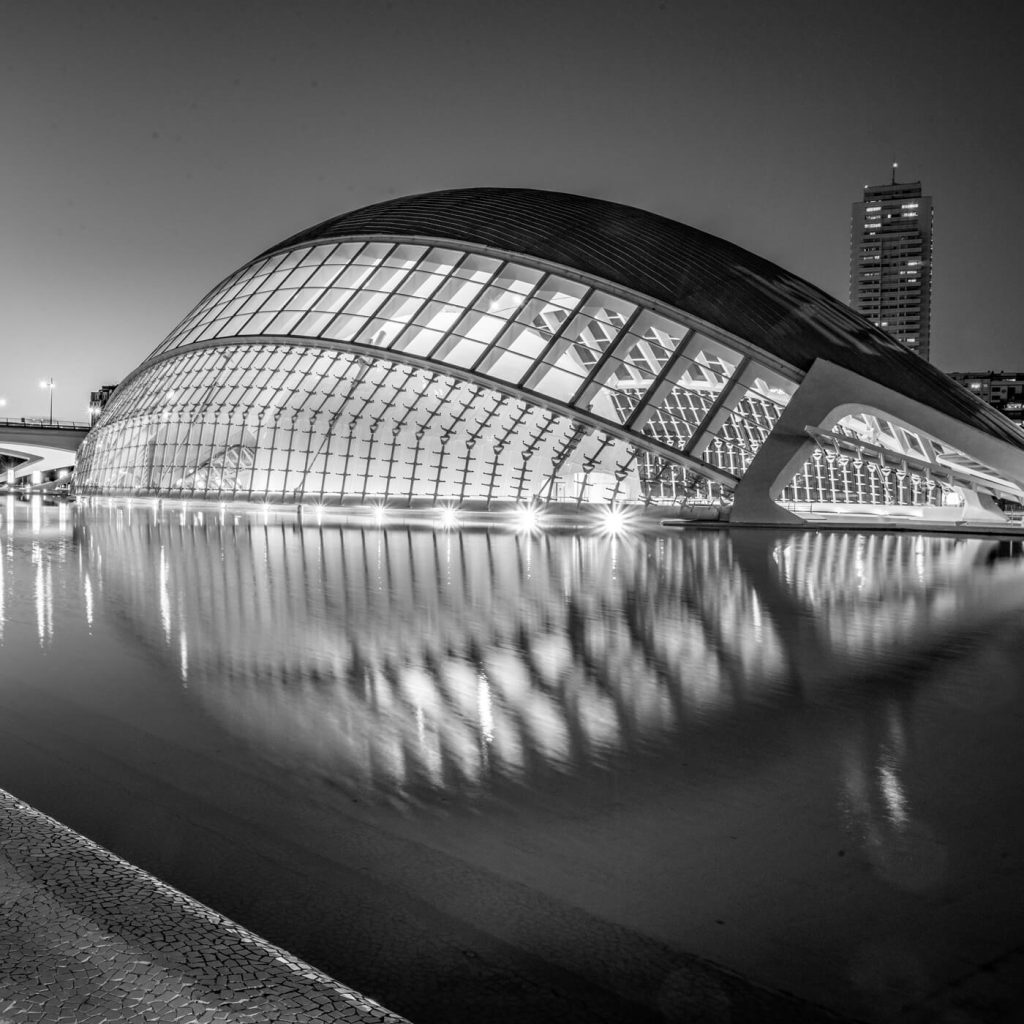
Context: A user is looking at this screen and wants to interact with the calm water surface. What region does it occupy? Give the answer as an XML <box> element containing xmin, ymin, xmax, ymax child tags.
<box><xmin>2</xmin><ymin>497</ymin><xmax>1023</xmax><ymax>1023</ymax></box>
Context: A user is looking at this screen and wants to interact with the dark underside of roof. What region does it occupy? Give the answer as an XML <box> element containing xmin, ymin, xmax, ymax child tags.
<box><xmin>263</xmin><ymin>188</ymin><xmax>1022</xmax><ymax>451</ymax></box>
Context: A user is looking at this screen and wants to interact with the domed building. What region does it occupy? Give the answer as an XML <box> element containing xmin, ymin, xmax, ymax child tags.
<box><xmin>76</xmin><ymin>188</ymin><xmax>1024</xmax><ymax>526</ymax></box>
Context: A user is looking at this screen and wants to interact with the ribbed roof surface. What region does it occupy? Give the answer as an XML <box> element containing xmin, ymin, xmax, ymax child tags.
<box><xmin>264</xmin><ymin>188</ymin><xmax>1022</xmax><ymax>449</ymax></box>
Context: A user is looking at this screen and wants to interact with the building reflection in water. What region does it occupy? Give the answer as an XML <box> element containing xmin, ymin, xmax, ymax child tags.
<box><xmin>34</xmin><ymin>506</ymin><xmax>1018</xmax><ymax>830</ymax></box>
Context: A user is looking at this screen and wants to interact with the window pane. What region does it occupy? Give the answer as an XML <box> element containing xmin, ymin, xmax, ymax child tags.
<box><xmin>344</xmin><ymin>291</ymin><xmax>387</xmax><ymax>317</ymax></box>
<box><xmin>485</xmin><ymin>350</ymin><xmax>533</xmax><ymax>383</ymax></box>
<box><xmin>307</xmin><ymin>264</ymin><xmax>343</xmax><ymax>288</ymax></box>
<box><xmin>534</xmin><ymin>276</ymin><xmax>588</xmax><ymax>310</ymax></box>
<box><xmin>276</xmin><ymin>248</ymin><xmax>310</xmax><ymax>271</ymax></box>
<box><xmin>325</xmin><ymin>241</ymin><xmax>365</xmax><ymax>265</ymax></box>
<box><xmin>314</xmin><ymin>287</ymin><xmax>354</xmax><ymax>313</ymax></box>
<box><xmin>322</xmin><ymin>313</ymin><xmax>368</xmax><ymax>340</ymax></box>
<box><xmin>439</xmin><ymin>337</ymin><xmax>487</xmax><ymax>369</ymax></box>
<box><xmin>397</xmin><ymin>269</ymin><xmax>445</xmax><ymax>298</ymax></box>
<box><xmin>392</xmin><ymin>326</ymin><xmax>443</xmax><ymax>356</ymax></box>
<box><xmin>420</xmin><ymin>248</ymin><xmax>463</xmax><ymax>274</ymax></box>
<box><xmin>283</xmin><ymin>267</ymin><xmax>316</xmax><ymax>288</ymax></box>
<box><xmin>353</xmin><ymin>241</ymin><xmax>393</xmax><ymax>265</ymax></box>
<box><xmin>382</xmin><ymin>244</ymin><xmax>426</xmax><ymax>268</ymax></box>
<box><xmin>294</xmin><ymin>310</ymin><xmax>335</xmax><ymax>336</ymax></box>
<box><xmin>452</xmin><ymin>253</ymin><xmax>500</xmax><ymax>281</ymax></box>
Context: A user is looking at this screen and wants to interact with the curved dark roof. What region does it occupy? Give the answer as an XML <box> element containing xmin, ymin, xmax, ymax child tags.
<box><xmin>264</xmin><ymin>188</ymin><xmax>1021</xmax><ymax>449</ymax></box>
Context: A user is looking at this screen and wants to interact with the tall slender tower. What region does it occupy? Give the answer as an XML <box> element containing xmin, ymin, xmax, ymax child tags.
<box><xmin>850</xmin><ymin>165</ymin><xmax>933</xmax><ymax>361</ymax></box>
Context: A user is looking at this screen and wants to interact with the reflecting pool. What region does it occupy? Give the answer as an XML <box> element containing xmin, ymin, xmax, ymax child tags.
<box><xmin>2</xmin><ymin>497</ymin><xmax>1024</xmax><ymax>1023</ymax></box>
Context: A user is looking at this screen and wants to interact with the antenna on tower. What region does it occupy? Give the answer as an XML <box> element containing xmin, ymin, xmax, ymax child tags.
<box><xmin>891</xmin><ymin>161</ymin><xmax>898</xmax><ymax>185</ymax></box>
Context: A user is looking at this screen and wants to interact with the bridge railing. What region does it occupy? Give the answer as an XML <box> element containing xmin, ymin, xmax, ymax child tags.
<box><xmin>0</xmin><ymin>418</ymin><xmax>91</xmax><ymax>431</ymax></box>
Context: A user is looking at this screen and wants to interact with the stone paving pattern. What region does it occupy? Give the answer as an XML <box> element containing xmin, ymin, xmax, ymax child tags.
<box><xmin>0</xmin><ymin>788</ymin><xmax>410</xmax><ymax>1023</ymax></box>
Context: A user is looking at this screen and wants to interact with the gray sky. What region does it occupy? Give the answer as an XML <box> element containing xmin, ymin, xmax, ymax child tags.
<box><xmin>2</xmin><ymin>0</ymin><xmax>1022</xmax><ymax>420</ymax></box>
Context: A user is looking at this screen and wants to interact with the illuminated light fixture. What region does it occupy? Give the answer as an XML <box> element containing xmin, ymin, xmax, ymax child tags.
<box><xmin>595</xmin><ymin>503</ymin><xmax>637</xmax><ymax>537</ymax></box>
<box><xmin>438</xmin><ymin>505</ymin><xmax>460</xmax><ymax>530</ymax></box>
<box><xmin>372</xmin><ymin>504</ymin><xmax>387</xmax><ymax>526</ymax></box>
<box><xmin>513</xmin><ymin>503</ymin><xmax>544</xmax><ymax>534</ymax></box>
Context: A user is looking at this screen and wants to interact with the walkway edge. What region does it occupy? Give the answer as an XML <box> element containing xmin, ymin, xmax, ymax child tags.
<box><xmin>0</xmin><ymin>787</ymin><xmax>411</xmax><ymax>1023</ymax></box>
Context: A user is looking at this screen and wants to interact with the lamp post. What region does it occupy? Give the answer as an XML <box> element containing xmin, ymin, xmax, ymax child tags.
<box><xmin>40</xmin><ymin>378</ymin><xmax>55</xmax><ymax>426</ymax></box>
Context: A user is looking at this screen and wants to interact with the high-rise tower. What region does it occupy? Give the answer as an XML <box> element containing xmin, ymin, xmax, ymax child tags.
<box><xmin>850</xmin><ymin>166</ymin><xmax>933</xmax><ymax>361</ymax></box>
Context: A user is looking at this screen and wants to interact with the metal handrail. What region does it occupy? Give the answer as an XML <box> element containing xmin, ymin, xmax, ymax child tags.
<box><xmin>0</xmin><ymin>418</ymin><xmax>91</xmax><ymax>430</ymax></box>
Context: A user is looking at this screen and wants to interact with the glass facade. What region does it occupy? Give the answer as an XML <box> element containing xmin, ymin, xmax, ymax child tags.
<box><xmin>77</xmin><ymin>239</ymin><xmax>799</xmax><ymax>508</ymax></box>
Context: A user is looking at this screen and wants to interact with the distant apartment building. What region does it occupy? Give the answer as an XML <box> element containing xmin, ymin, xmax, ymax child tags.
<box><xmin>949</xmin><ymin>371</ymin><xmax>1024</xmax><ymax>426</ymax></box>
<box><xmin>850</xmin><ymin>170</ymin><xmax>933</xmax><ymax>361</ymax></box>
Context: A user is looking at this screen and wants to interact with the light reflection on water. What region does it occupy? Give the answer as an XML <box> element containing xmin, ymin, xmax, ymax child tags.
<box><xmin>7</xmin><ymin>501</ymin><xmax>1022</xmax><ymax>801</ymax></box>
<box><xmin>3</xmin><ymin>498</ymin><xmax>1024</xmax><ymax>1020</ymax></box>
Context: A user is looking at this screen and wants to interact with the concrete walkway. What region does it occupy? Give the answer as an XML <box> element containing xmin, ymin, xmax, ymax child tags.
<box><xmin>0</xmin><ymin>788</ymin><xmax>409</xmax><ymax>1023</ymax></box>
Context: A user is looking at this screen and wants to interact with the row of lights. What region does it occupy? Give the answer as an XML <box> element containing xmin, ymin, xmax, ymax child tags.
<box><xmin>107</xmin><ymin>497</ymin><xmax>639</xmax><ymax>536</ymax></box>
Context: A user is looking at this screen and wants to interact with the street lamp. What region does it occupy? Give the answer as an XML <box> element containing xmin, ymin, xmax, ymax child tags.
<box><xmin>40</xmin><ymin>378</ymin><xmax>55</xmax><ymax>426</ymax></box>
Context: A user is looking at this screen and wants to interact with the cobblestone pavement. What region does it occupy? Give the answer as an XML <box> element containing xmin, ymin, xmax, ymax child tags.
<box><xmin>0</xmin><ymin>788</ymin><xmax>410</xmax><ymax>1023</ymax></box>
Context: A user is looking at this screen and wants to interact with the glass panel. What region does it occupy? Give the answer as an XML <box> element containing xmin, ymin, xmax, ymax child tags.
<box><xmin>267</xmin><ymin>310</ymin><xmax>304</xmax><ymax>334</ymax></box>
<box><xmin>363</xmin><ymin>264</ymin><xmax>410</xmax><ymax>294</ymax></box>
<box><xmin>294</xmin><ymin>310</ymin><xmax>336</xmax><ymax>336</ymax></box>
<box><xmin>534</xmin><ymin>276</ymin><xmax>588</xmax><ymax>311</ymax></box>
<box><xmin>392</xmin><ymin>326</ymin><xmax>444</xmax><ymax>356</ymax></box>
<box><xmin>238</xmin><ymin>292</ymin><xmax>269</xmax><ymax>315</ymax></box>
<box><xmin>261</xmin><ymin>288</ymin><xmax>297</xmax><ymax>312</ymax></box>
<box><xmin>322</xmin><ymin>313</ymin><xmax>368</xmax><ymax>341</ymax></box>
<box><xmin>397</xmin><ymin>270</ymin><xmax>445</xmax><ymax>298</ymax></box>
<box><xmin>375</xmin><ymin>293</ymin><xmax>426</xmax><ymax>325</ymax></box>
<box><xmin>220</xmin><ymin>295</ymin><xmax>250</xmax><ymax>318</ymax></box>
<box><xmin>560</xmin><ymin>310</ymin><xmax>618</xmax><ymax>373</ymax></box>
<box><xmin>439</xmin><ymin>337</ymin><xmax>488</xmax><ymax>369</ymax></box>
<box><xmin>432</xmin><ymin>276</ymin><xmax>487</xmax><ymax>307</ymax></box>
<box><xmin>314</xmin><ymin>287</ymin><xmax>355</xmax><ymax>313</ymax></box>
<box><xmin>680</xmin><ymin>336</ymin><xmax>740</xmax><ymax>389</ymax></box>
<box><xmin>300</xmin><ymin>243</ymin><xmax>338</xmax><ymax>266</ymax></box>
<box><xmin>283</xmin><ymin>267</ymin><xmax>316</xmax><ymax>288</ymax></box>
<box><xmin>419</xmin><ymin>248</ymin><xmax>463</xmax><ymax>274</ymax></box>
<box><xmin>352</xmin><ymin>241</ymin><xmax>393</xmax><ymax>265</ymax></box>
<box><xmin>343</xmin><ymin>291</ymin><xmax>388</xmax><ymax>318</ymax></box>
<box><xmin>243</xmin><ymin>311</ymin><xmax>278</xmax><ymax>334</ymax></box>
<box><xmin>473</xmin><ymin>283</ymin><xmax>530</xmax><ymax>320</ymax></box>
<box><xmin>324</xmin><ymin>241</ymin><xmax>365</xmax><ymax>265</ymax></box>
<box><xmin>333</xmin><ymin>264</ymin><xmax>376</xmax><ymax>289</ymax></box>
<box><xmin>276</xmin><ymin>248</ymin><xmax>310</xmax><ymax>271</ymax></box>
<box><xmin>490</xmin><ymin>320</ymin><xmax>549</xmax><ymax>361</ymax></box>
<box><xmin>289</xmin><ymin>286</ymin><xmax>324</xmax><ymax>310</ymax></box>
<box><xmin>411</xmin><ymin>300</ymin><xmax>463</xmax><ymax>333</ymax></box>
<box><xmin>260</xmin><ymin>269</ymin><xmax>291</xmax><ymax>293</ymax></box>
<box><xmin>217</xmin><ymin>314</ymin><xmax>253</xmax><ymax>337</ymax></box>
<box><xmin>451</xmin><ymin>253</ymin><xmax>500</xmax><ymax>281</ymax></box>
<box><xmin>578</xmin><ymin>291</ymin><xmax>636</xmax><ymax>327</ymax></box>
<box><xmin>490</xmin><ymin>264</ymin><xmax>543</xmax><ymax>293</ymax></box>
<box><xmin>455</xmin><ymin>311</ymin><xmax>507</xmax><ymax>345</ymax></box>
<box><xmin>382</xmin><ymin>244</ymin><xmax>426</xmax><ymax>267</ymax></box>
<box><xmin>485</xmin><ymin>350</ymin><xmax>533</xmax><ymax>383</ymax></box>
<box><xmin>528</xmin><ymin>353</ymin><xmax>589</xmax><ymax>403</ymax></box>
<box><xmin>307</xmin><ymin>264</ymin><xmax>344</xmax><ymax>288</ymax></box>
<box><xmin>516</xmin><ymin>296</ymin><xmax>570</xmax><ymax>336</ymax></box>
